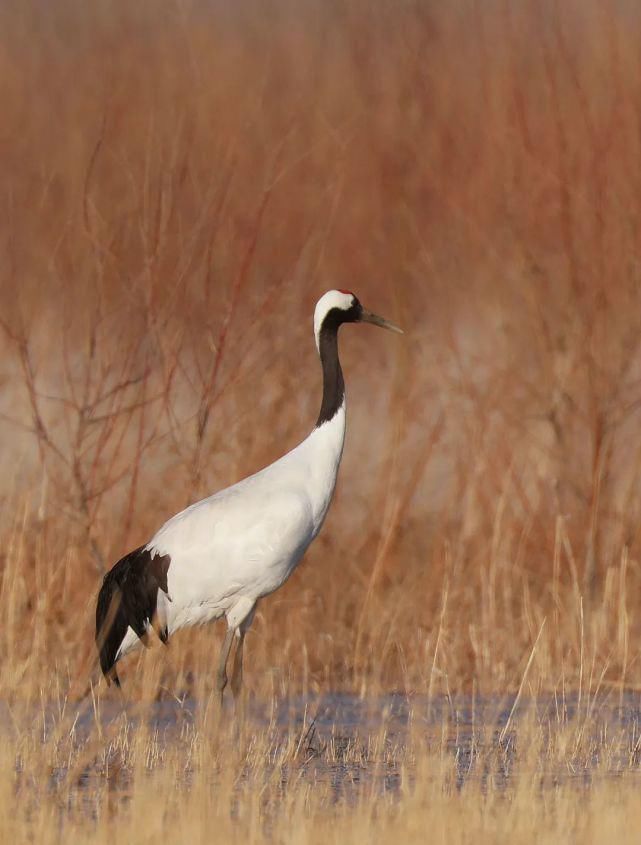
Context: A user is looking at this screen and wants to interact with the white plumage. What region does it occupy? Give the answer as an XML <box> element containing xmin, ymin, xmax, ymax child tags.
<box><xmin>117</xmin><ymin>402</ymin><xmax>345</xmax><ymax>659</ymax></box>
<box><xmin>95</xmin><ymin>289</ymin><xmax>402</xmax><ymax>696</ymax></box>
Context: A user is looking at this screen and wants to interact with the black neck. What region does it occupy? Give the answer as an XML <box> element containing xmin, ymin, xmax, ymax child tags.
<box><xmin>315</xmin><ymin>323</ymin><xmax>344</xmax><ymax>427</ymax></box>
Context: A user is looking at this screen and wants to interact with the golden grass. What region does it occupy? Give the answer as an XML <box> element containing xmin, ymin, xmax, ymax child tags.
<box><xmin>4</xmin><ymin>694</ymin><xmax>641</xmax><ymax>844</ymax></box>
<box><xmin>2</xmin><ymin>0</ymin><xmax>641</xmax><ymax>840</ymax></box>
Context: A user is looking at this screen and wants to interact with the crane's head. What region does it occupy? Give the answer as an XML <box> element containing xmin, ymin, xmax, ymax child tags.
<box><xmin>313</xmin><ymin>289</ymin><xmax>403</xmax><ymax>350</ymax></box>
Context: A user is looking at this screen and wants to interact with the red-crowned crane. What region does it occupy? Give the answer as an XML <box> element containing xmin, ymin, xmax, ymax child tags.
<box><xmin>95</xmin><ymin>290</ymin><xmax>402</xmax><ymax>700</ymax></box>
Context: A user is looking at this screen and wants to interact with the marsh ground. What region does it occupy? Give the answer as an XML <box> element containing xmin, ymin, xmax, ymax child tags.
<box><xmin>3</xmin><ymin>0</ymin><xmax>641</xmax><ymax>840</ymax></box>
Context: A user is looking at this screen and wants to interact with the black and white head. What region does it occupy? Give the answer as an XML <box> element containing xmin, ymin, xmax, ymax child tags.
<box><xmin>313</xmin><ymin>289</ymin><xmax>403</xmax><ymax>349</ymax></box>
<box><xmin>313</xmin><ymin>289</ymin><xmax>403</xmax><ymax>426</ymax></box>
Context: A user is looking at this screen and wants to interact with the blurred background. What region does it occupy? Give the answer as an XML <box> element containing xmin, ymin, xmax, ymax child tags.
<box><xmin>2</xmin><ymin>0</ymin><xmax>641</xmax><ymax>696</ymax></box>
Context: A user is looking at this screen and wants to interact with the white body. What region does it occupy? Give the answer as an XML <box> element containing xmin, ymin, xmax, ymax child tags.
<box><xmin>116</xmin><ymin>402</ymin><xmax>346</xmax><ymax>660</ymax></box>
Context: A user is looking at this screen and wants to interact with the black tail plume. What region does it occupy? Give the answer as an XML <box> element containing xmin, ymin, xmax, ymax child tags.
<box><xmin>95</xmin><ymin>545</ymin><xmax>171</xmax><ymax>686</ymax></box>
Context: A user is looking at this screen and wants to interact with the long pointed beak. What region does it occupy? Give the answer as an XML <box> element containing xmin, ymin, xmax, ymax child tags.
<box><xmin>360</xmin><ymin>308</ymin><xmax>404</xmax><ymax>335</ymax></box>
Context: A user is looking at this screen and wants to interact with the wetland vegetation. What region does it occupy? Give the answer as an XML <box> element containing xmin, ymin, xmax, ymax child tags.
<box><xmin>3</xmin><ymin>0</ymin><xmax>641</xmax><ymax>840</ymax></box>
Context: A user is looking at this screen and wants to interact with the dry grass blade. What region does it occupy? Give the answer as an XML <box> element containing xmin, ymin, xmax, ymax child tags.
<box><xmin>2</xmin><ymin>0</ymin><xmax>641</xmax><ymax>841</ymax></box>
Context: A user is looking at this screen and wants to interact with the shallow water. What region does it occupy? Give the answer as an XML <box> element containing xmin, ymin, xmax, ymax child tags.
<box><xmin>8</xmin><ymin>689</ymin><xmax>641</xmax><ymax>811</ymax></box>
<box><xmin>261</xmin><ymin>691</ymin><xmax>641</xmax><ymax>793</ymax></box>
<box><xmin>56</xmin><ymin>693</ymin><xmax>641</xmax><ymax>797</ymax></box>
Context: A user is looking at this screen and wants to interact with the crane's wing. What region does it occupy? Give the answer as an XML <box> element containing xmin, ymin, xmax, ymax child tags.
<box><xmin>146</xmin><ymin>484</ymin><xmax>316</xmax><ymax>602</ymax></box>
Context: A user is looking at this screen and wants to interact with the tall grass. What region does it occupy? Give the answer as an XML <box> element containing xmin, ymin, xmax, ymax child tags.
<box><xmin>2</xmin><ymin>0</ymin><xmax>641</xmax><ymax>838</ymax></box>
<box><xmin>4</xmin><ymin>694</ymin><xmax>641</xmax><ymax>844</ymax></box>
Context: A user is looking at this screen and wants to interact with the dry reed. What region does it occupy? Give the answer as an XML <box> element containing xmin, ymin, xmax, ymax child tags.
<box><xmin>2</xmin><ymin>0</ymin><xmax>641</xmax><ymax>840</ymax></box>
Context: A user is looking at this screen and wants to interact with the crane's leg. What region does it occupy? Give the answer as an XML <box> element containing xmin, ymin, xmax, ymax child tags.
<box><xmin>216</xmin><ymin>627</ymin><xmax>235</xmax><ymax>706</ymax></box>
<box><xmin>228</xmin><ymin>600</ymin><xmax>256</xmax><ymax>702</ymax></box>
<box><xmin>230</xmin><ymin>629</ymin><xmax>246</xmax><ymax>700</ymax></box>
